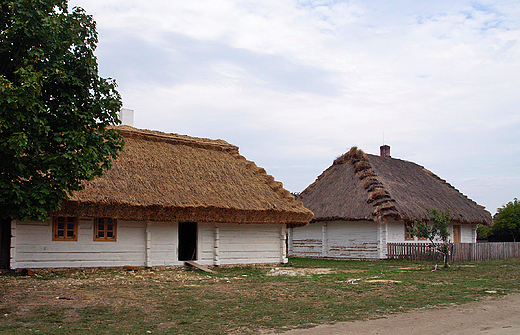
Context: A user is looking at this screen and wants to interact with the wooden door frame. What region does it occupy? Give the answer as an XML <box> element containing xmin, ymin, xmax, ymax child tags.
<box><xmin>453</xmin><ymin>225</ymin><xmax>461</xmax><ymax>243</ymax></box>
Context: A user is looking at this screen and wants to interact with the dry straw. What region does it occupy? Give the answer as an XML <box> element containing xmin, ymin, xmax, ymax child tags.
<box><xmin>298</xmin><ymin>146</ymin><xmax>492</xmax><ymax>225</ymax></box>
<box><xmin>54</xmin><ymin>126</ymin><xmax>313</xmax><ymax>226</ymax></box>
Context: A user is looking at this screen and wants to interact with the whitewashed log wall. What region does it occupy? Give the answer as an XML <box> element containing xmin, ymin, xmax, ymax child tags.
<box><xmin>207</xmin><ymin>223</ymin><xmax>286</xmax><ymax>265</ymax></box>
<box><xmin>146</xmin><ymin>221</ymin><xmax>177</xmax><ymax>267</ymax></box>
<box><xmin>289</xmin><ymin>220</ymin><xmax>382</xmax><ymax>259</ymax></box>
<box><xmin>12</xmin><ymin>219</ymin><xmax>147</xmax><ymax>268</ymax></box>
<box><xmin>288</xmin><ymin>223</ymin><xmax>323</xmax><ymax>258</ymax></box>
<box><xmin>11</xmin><ymin>219</ymin><xmax>287</xmax><ymax>269</ymax></box>
<box><xmin>460</xmin><ymin>224</ymin><xmax>477</xmax><ymax>243</ymax></box>
<box><xmin>387</xmin><ymin>220</ymin><xmax>477</xmax><ymax>243</ymax></box>
<box><xmin>289</xmin><ymin>219</ymin><xmax>477</xmax><ymax>260</ymax></box>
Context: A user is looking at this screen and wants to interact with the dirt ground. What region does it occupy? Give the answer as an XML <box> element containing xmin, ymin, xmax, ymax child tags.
<box><xmin>281</xmin><ymin>293</ymin><xmax>520</xmax><ymax>335</ymax></box>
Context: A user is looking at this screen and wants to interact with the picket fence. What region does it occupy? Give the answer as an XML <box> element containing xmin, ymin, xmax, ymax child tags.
<box><xmin>387</xmin><ymin>242</ymin><xmax>520</xmax><ymax>262</ymax></box>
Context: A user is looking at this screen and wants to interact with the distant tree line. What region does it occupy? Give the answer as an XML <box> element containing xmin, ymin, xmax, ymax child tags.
<box><xmin>478</xmin><ymin>198</ymin><xmax>520</xmax><ymax>242</ymax></box>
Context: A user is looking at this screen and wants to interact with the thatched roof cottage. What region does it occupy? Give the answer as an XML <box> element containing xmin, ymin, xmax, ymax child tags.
<box><xmin>11</xmin><ymin>126</ymin><xmax>313</xmax><ymax>269</ymax></box>
<box><xmin>288</xmin><ymin>146</ymin><xmax>492</xmax><ymax>259</ymax></box>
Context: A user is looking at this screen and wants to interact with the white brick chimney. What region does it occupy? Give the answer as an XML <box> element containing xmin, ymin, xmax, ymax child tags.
<box><xmin>118</xmin><ymin>108</ymin><xmax>134</xmax><ymax>126</ymax></box>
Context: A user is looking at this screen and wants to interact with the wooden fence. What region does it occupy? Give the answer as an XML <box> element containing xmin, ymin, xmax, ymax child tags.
<box><xmin>387</xmin><ymin>242</ymin><xmax>520</xmax><ymax>262</ymax></box>
<box><xmin>387</xmin><ymin>243</ymin><xmax>447</xmax><ymax>261</ymax></box>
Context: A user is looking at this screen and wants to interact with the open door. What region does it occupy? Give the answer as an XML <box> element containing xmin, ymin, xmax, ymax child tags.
<box><xmin>178</xmin><ymin>222</ymin><xmax>197</xmax><ymax>261</ymax></box>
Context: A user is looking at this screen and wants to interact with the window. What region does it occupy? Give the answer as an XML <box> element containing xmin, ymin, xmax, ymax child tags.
<box><xmin>405</xmin><ymin>221</ymin><xmax>427</xmax><ymax>241</ymax></box>
<box><xmin>53</xmin><ymin>217</ymin><xmax>78</xmax><ymax>241</ymax></box>
<box><xmin>405</xmin><ymin>222</ymin><xmax>414</xmax><ymax>240</ymax></box>
<box><xmin>94</xmin><ymin>218</ymin><xmax>117</xmax><ymax>241</ymax></box>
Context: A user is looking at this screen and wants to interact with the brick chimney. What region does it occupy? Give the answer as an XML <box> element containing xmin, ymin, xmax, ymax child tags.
<box><xmin>118</xmin><ymin>108</ymin><xmax>134</xmax><ymax>126</ymax></box>
<box><xmin>380</xmin><ymin>145</ymin><xmax>390</xmax><ymax>157</ymax></box>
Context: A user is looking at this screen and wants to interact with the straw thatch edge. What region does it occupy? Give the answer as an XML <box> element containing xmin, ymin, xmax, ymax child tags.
<box><xmin>54</xmin><ymin>201</ymin><xmax>312</xmax><ymax>226</ymax></box>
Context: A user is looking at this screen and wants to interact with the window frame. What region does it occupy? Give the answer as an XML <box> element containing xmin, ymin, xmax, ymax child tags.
<box><xmin>405</xmin><ymin>221</ymin><xmax>427</xmax><ymax>241</ymax></box>
<box><xmin>52</xmin><ymin>216</ymin><xmax>78</xmax><ymax>241</ymax></box>
<box><xmin>404</xmin><ymin>222</ymin><xmax>414</xmax><ymax>240</ymax></box>
<box><xmin>94</xmin><ymin>217</ymin><xmax>117</xmax><ymax>242</ymax></box>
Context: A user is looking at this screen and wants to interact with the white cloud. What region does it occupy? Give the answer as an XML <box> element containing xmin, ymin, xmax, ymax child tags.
<box><xmin>69</xmin><ymin>0</ymin><xmax>520</xmax><ymax>213</ymax></box>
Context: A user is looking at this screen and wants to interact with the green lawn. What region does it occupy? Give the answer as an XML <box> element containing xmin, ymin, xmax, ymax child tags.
<box><xmin>1</xmin><ymin>257</ymin><xmax>519</xmax><ymax>334</ymax></box>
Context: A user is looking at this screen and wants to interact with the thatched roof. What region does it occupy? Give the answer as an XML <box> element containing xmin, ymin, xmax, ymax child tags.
<box><xmin>54</xmin><ymin>126</ymin><xmax>313</xmax><ymax>226</ymax></box>
<box><xmin>298</xmin><ymin>147</ymin><xmax>492</xmax><ymax>225</ymax></box>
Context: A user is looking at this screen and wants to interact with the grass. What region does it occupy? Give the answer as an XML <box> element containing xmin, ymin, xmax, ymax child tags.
<box><xmin>0</xmin><ymin>257</ymin><xmax>519</xmax><ymax>334</ymax></box>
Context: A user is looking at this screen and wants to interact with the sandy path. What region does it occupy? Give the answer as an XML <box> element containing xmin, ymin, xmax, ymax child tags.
<box><xmin>281</xmin><ymin>293</ymin><xmax>520</xmax><ymax>335</ymax></box>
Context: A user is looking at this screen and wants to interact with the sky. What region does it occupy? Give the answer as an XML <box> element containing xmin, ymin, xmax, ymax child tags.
<box><xmin>68</xmin><ymin>0</ymin><xmax>520</xmax><ymax>215</ymax></box>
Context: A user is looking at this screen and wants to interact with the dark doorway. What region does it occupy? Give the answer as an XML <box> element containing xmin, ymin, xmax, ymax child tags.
<box><xmin>178</xmin><ymin>222</ymin><xmax>197</xmax><ymax>261</ymax></box>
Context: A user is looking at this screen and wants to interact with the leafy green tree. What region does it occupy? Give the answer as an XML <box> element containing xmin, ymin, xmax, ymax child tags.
<box><xmin>0</xmin><ymin>0</ymin><xmax>124</xmax><ymax>268</ymax></box>
<box><xmin>492</xmin><ymin>198</ymin><xmax>520</xmax><ymax>242</ymax></box>
<box><xmin>412</xmin><ymin>209</ymin><xmax>452</xmax><ymax>268</ymax></box>
<box><xmin>476</xmin><ymin>224</ymin><xmax>492</xmax><ymax>241</ymax></box>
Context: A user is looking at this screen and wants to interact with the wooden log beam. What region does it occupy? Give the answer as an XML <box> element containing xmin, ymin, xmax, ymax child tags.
<box><xmin>184</xmin><ymin>261</ymin><xmax>215</xmax><ymax>273</ymax></box>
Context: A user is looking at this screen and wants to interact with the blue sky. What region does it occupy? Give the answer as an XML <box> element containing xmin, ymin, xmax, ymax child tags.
<box><xmin>69</xmin><ymin>0</ymin><xmax>520</xmax><ymax>214</ymax></box>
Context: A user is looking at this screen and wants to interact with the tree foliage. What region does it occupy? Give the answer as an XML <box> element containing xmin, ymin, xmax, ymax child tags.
<box><xmin>492</xmin><ymin>198</ymin><xmax>520</xmax><ymax>242</ymax></box>
<box><xmin>476</xmin><ymin>224</ymin><xmax>492</xmax><ymax>241</ymax></box>
<box><xmin>412</xmin><ymin>209</ymin><xmax>451</xmax><ymax>268</ymax></box>
<box><xmin>0</xmin><ymin>0</ymin><xmax>124</xmax><ymax>222</ymax></box>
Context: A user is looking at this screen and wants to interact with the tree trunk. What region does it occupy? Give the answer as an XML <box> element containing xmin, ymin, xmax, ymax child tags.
<box><xmin>442</xmin><ymin>243</ymin><xmax>450</xmax><ymax>268</ymax></box>
<box><xmin>0</xmin><ymin>217</ymin><xmax>11</xmax><ymax>269</ymax></box>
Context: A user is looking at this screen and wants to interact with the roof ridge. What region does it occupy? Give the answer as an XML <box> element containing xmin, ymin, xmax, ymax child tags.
<box><xmin>115</xmin><ymin>125</ymin><xmax>239</xmax><ymax>154</ymax></box>
<box><xmin>347</xmin><ymin>147</ymin><xmax>398</xmax><ymax>220</ymax></box>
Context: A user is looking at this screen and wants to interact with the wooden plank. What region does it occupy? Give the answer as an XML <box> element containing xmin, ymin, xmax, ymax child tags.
<box><xmin>387</xmin><ymin>242</ymin><xmax>520</xmax><ymax>262</ymax></box>
<box><xmin>184</xmin><ymin>261</ymin><xmax>215</xmax><ymax>273</ymax></box>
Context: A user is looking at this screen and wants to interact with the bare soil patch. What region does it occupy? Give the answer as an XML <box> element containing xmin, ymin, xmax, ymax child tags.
<box><xmin>281</xmin><ymin>293</ymin><xmax>520</xmax><ymax>335</ymax></box>
<box><xmin>266</xmin><ymin>267</ymin><xmax>335</xmax><ymax>276</ymax></box>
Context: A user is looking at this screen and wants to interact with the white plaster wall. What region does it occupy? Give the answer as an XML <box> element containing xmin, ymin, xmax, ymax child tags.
<box><xmin>147</xmin><ymin>221</ymin><xmax>214</xmax><ymax>267</ymax></box>
<box><xmin>216</xmin><ymin>223</ymin><xmax>283</xmax><ymax>265</ymax></box>
<box><xmin>147</xmin><ymin>221</ymin><xmax>177</xmax><ymax>267</ymax></box>
<box><xmin>327</xmin><ymin>221</ymin><xmax>379</xmax><ymax>259</ymax></box>
<box><xmin>386</xmin><ymin>220</ymin><xmax>407</xmax><ymax>243</ymax></box>
<box><xmin>288</xmin><ymin>222</ymin><xmax>323</xmax><ymax>258</ymax></box>
<box><xmin>12</xmin><ymin>219</ymin><xmax>146</xmax><ymax>269</ymax></box>
<box><xmin>198</xmin><ymin>223</ymin><xmax>215</xmax><ymax>265</ymax></box>
<box><xmin>387</xmin><ymin>219</ymin><xmax>477</xmax><ymax>244</ymax></box>
<box><xmin>12</xmin><ymin>219</ymin><xmax>293</xmax><ymax>268</ymax></box>
<box><xmin>386</xmin><ymin>219</ymin><xmax>434</xmax><ymax>244</ymax></box>
<box><xmin>290</xmin><ymin>220</ymin><xmax>380</xmax><ymax>259</ymax></box>
<box><xmin>459</xmin><ymin>224</ymin><xmax>477</xmax><ymax>243</ymax></box>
